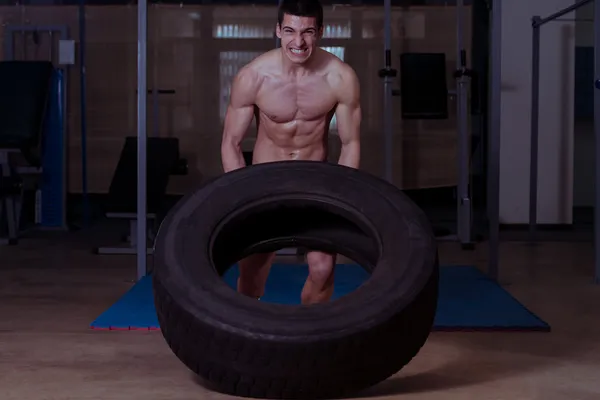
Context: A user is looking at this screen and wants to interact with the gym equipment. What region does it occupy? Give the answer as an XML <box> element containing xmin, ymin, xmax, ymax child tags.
<box><xmin>0</xmin><ymin>173</ymin><xmax>23</xmax><ymax>245</ymax></box>
<box><xmin>79</xmin><ymin>0</ymin><xmax>89</xmax><ymax>226</ymax></box>
<box><xmin>382</xmin><ymin>0</ymin><xmax>475</xmax><ymax>250</ymax></box>
<box><xmin>454</xmin><ymin>40</ymin><xmax>476</xmax><ymax>251</ymax></box>
<box><xmin>0</xmin><ymin>175</ymin><xmax>22</xmax><ymax>197</ymax></box>
<box><xmin>0</xmin><ymin>60</ymin><xmax>54</xmax><ymax>245</ymax></box>
<box><xmin>136</xmin><ymin>88</ymin><xmax>177</xmax><ymax>137</ymax></box>
<box><xmin>3</xmin><ymin>25</ymin><xmax>70</xmax><ymax>232</ymax></box>
<box><xmin>487</xmin><ymin>0</ymin><xmax>502</xmax><ymax>281</ymax></box>
<box><xmin>595</xmin><ymin>0</ymin><xmax>600</xmax><ymax>285</ymax></box>
<box><xmin>96</xmin><ymin>87</ymin><xmax>176</xmax><ymax>256</ymax></box>
<box><xmin>399</xmin><ymin>51</ymin><xmax>479</xmax><ymax>248</ymax></box>
<box><xmin>95</xmin><ymin>136</ymin><xmax>186</xmax><ymax>255</ymax></box>
<box><xmin>137</xmin><ymin>0</ymin><xmax>148</xmax><ymax>279</ymax></box>
<box><xmin>40</xmin><ymin>69</ymin><xmax>67</xmax><ymax>229</ymax></box>
<box><xmin>127</xmin><ymin>1</ymin><xmax>498</xmax><ymax>284</ymax></box>
<box><xmin>151</xmin><ymin>161</ymin><xmax>439</xmax><ymax>398</ymax></box>
<box><xmin>91</xmin><ymin>263</ymin><xmax>550</xmax><ymax>332</ymax></box>
<box><xmin>399</xmin><ymin>52</ymin><xmax>449</xmax><ymax>119</ymax></box>
<box><xmin>379</xmin><ymin>0</ymin><xmax>395</xmax><ymax>184</ymax></box>
<box><xmin>527</xmin><ymin>0</ymin><xmax>600</xmax><ymax>285</ymax></box>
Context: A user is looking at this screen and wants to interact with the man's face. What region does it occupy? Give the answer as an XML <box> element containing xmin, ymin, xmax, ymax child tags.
<box><xmin>276</xmin><ymin>13</ymin><xmax>322</xmax><ymax>65</ymax></box>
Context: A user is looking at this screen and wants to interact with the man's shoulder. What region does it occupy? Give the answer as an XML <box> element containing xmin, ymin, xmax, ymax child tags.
<box><xmin>323</xmin><ymin>56</ymin><xmax>358</xmax><ymax>90</ymax></box>
<box><xmin>242</xmin><ymin>49</ymin><xmax>279</xmax><ymax>74</ymax></box>
<box><xmin>235</xmin><ymin>51</ymin><xmax>278</xmax><ymax>86</ymax></box>
<box><xmin>336</xmin><ymin>61</ymin><xmax>358</xmax><ymax>82</ymax></box>
<box><xmin>231</xmin><ymin>50</ymin><xmax>278</xmax><ymax>103</ymax></box>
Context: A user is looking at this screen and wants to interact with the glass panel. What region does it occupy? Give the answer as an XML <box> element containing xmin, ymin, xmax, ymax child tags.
<box><xmin>214</xmin><ymin>24</ymin><xmax>273</xmax><ymax>39</ymax></box>
<box><xmin>321</xmin><ymin>46</ymin><xmax>346</xmax><ymax>131</ymax></box>
<box><xmin>219</xmin><ymin>51</ymin><xmax>262</xmax><ymax>121</ymax></box>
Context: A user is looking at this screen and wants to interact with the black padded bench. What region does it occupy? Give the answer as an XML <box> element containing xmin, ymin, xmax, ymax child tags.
<box><xmin>95</xmin><ymin>136</ymin><xmax>186</xmax><ymax>255</ymax></box>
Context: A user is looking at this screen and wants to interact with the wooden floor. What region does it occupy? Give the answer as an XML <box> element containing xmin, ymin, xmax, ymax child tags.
<box><xmin>1</xmin><ymin>226</ymin><xmax>600</xmax><ymax>400</ymax></box>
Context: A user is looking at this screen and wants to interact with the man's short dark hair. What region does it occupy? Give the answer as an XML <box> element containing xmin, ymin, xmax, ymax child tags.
<box><xmin>277</xmin><ymin>0</ymin><xmax>323</xmax><ymax>28</ymax></box>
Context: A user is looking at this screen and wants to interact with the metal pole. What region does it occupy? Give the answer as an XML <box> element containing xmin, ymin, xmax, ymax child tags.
<box><xmin>78</xmin><ymin>0</ymin><xmax>89</xmax><ymax>227</ymax></box>
<box><xmin>456</xmin><ymin>0</ymin><xmax>472</xmax><ymax>248</ymax></box>
<box><xmin>594</xmin><ymin>0</ymin><xmax>600</xmax><ymax>284</ymax></box>
<box><xmin>487</xmin><ymin>0</ymin><xmax>502</xmax><ymax>281</ymax></box>
<box><xmin>152</xmin><ymin>12</ymin><xmax>159</xmax><ymax>138</ymax></box>
<box><xmin>527</xmin><ymin>0</ymin><xmax>593</xmax><ymax>246</ymax></box>
<box><xmin>137</xmin><ymin>0</ymin><xmax>148</xmax><ymax>280</ymax></box>
<box><xmin>382</xmin><ymin>0</ymin><xmax>394</xmax><ymax>183</ymax></box>
<box><xmin>60</xmin><ymin>27</ymin><xmax>69</xmax><ymax>232</ymax></box>
<box><xmin>275</xmin><ymin>0</ymin><xmax>283</xmax><ymax>48</ymax></box>
<box><xmin>536</xmin><ymin>0</ymin><xmax>594</xmax><ymax>26</ymax></box>
<box><xmin>529</xmin><ymin>18</ymin><xmax>541</xmax><ymax>243</ymax></box>
<box><xmin>153</xmin><ymin>88</ymin><xmax>159</xmax><ymax>137</ymax></box>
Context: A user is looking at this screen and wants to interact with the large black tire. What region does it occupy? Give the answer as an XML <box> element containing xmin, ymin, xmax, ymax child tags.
<box><xmin>152</xmin><ymin>161</ymin><xmax>439</xmax><ymax>399</ymax></box>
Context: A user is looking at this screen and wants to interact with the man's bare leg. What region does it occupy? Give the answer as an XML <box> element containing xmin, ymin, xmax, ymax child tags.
<box><xmin>237</xmin><ymin>252</ymin><xmax>276</xmax><ymax>299</ymax></box>
<box><xmin>301</xmin><ymin>251</ymin><xmax>336</xmax><ymax>304</ymax></box>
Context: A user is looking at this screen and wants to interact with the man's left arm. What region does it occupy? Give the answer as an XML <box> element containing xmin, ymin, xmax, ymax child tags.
<box><xmin>334</xmin><ymin>65</ymin><xmax>361</xmax><ymax>169</ymax></box>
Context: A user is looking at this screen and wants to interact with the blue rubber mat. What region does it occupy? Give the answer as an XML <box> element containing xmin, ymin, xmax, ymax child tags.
<box><xmin>90</xmin><ymin>264</ymin><xmax>550</xmax><ymax>331</ymax></box>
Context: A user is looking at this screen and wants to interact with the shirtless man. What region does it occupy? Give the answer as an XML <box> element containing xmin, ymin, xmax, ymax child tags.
<box><xmin>220</xmin><ymin>0</ymin><xmax>361</xmax><ymax>305</ymax></box>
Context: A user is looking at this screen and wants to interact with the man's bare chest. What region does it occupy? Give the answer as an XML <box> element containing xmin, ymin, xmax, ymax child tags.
<box><xmin>256</xmin><ymin>79</ymin><xmax>338</xmax><ymax>123</ymax></box>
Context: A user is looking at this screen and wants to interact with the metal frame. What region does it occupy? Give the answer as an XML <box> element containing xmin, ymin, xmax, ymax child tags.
<box><xmin>455</xmin><ymin>0</ymin><xmax>473</xmax><ymax>249</ymax></box>
<box><xmin>380</xmin><ymin>0</ymin><xmax>473</xmax><ymax>249</ymax></box>
<box><xmin>382</xmin><ymin>0</ymin><xmax>394</xmax><ymax>183</ymax></box>
<box><xmin>0</xmin><ymin>151</ymin><xmax>20</xmax><ymax>245</ymax></box>
<box><xmin>528</xmin><ymin>0</ymin><xmax>600</xmax><ymax>284</ymax></box>
<box><xmin>488</xmin><ymin>0</ymin><xmax>502</xmax><ymax>281</ymax></box>
<box><xmin>79</xmin><ymin>0</ymin><xmax>90</xmax><ymax>227</ymax></box>
<box><xmin>4</xmin><ymin>25</ymin><xmax>69</xmax><ymax>234</ymax></box>
<box><xmin>131</xmin><ymin>0</ymin><xmax>494</xmax><ymax>279</ymax></box>
<box><xmin>0</xmin><ymin>150</ymin><xmax>42</xmax><ymax>245</ymax></box>
<box><xmin>137</xmin><ymin>0</ymin><xmax>148</xmax><ymax>280</ymax></box>
<box><xmin>529</xmin><ymin>0</ymin><xmax>593</xmax><ymax>242</ymax></box>
<box><xmin>595</xmin><ymin>0</ymin><xmax>600</xmax><ymax>284</ymax></box>
<box><xmin>118</xmin><ymin>0</ymin><xmax>600</xmax><ymax>286</ymax></box>
<box><xmin>96</xmin><ymin>213</ymin><xmax>156</xmax><ymax>256</ymax></box>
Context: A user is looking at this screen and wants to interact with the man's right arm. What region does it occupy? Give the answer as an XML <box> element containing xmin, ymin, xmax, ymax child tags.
<box><xmin>221</xmin><ymin>67</ymin><xmax>258</xmax><ymax>173</ymax></box>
